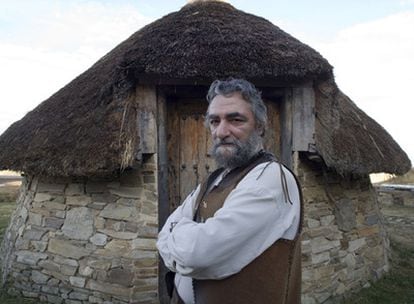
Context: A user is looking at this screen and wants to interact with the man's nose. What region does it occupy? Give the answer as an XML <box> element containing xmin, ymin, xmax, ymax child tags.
<box><xmin>215</xmin><ymin>121</ymin><xmax>231</xmax><ymax>139</ymax></box>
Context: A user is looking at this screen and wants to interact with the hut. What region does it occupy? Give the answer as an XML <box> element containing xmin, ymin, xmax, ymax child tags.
<box><xmin>0</xmin><ymin>1</ymin><xmax>411</xmax><ymax>303</ymax></box>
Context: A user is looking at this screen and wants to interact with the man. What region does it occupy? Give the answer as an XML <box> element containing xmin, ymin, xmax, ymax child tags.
<box><xmin>157</xmin><ymin>78</ymin><xmax>302</xmax><ymax>304</ymax></box>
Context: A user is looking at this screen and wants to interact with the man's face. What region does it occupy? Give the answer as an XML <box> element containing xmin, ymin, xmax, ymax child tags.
<box><xmin>206</xmin><ymin>93</ymin><xmax>262</xmax><ymax>168</ymax></box>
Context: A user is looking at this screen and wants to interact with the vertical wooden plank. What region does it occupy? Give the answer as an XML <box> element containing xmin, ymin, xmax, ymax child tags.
<box><xmin>263</xmin><ymin>99</ymin><xmax>281</xmax><ymax>158</ymax></box>
<box><xmin>280</xmin><ymin>88</ymin><xmax>293</xmax><ymax>169</ymax></box>
<box><xmin>292</xmin><ymin>85</ymin><xmax>316</xmax><ymax>152</ymax></box>
<box><xmin>136</xmin><ymin>85</ymin><xmax>157</xmax><ymax>154</ymax></box>
<box><xmin>156</xmin><ymin>89</ymin><xmax>170</xmax><ymax>304</ymax></box>
<box><xmin>167</xmin><ymin>99</ymin><xmax>181</xmax><ymax>211</ymax></box>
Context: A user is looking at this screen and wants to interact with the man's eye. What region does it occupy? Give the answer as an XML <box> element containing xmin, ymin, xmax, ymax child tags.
<box><xmin>210</xmin><ymin>120</ymin><xmax>219</xmax><ymax>125</ymax></box>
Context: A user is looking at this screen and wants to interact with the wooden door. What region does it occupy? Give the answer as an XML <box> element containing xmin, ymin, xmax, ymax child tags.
<box><xmin>167</xmin><ymin>97</ymin><xmax>281</xmax><ymax>211</ymax></box>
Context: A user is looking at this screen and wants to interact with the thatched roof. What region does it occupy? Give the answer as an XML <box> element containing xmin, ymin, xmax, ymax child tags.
<box><xmin>0</xmin><ymin>1</ymin><xmax>410</xmax><ymax>176</ymax></box>
<box><xmin>315</xmin><ymin>79</ymin><xmax>411</xmax><ymax>175</ymax></box>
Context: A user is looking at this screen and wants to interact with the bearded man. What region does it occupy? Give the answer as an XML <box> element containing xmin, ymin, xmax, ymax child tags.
<box><xmin>157</xmin><ymin>78</ymin><xmax>302</xmax><ymax>304</ymax></box>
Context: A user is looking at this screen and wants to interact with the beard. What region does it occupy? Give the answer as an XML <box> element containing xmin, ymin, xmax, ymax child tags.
<box><xmin>211</xmin><ymin>131</ymin><xmax>262</xmax><ymax>169</ymax></box>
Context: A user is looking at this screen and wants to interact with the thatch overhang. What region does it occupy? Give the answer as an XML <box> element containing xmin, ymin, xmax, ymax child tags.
<box><xmin>0</xmin><ymin>1</ymin><xmax>332</xmax><ymax>177</ymax></box>
<box><xmin>0</xmin><ymin>1</ymin><xmax>410</xmax><ymax>177</ymax></box>
<box><xmin>314</xmin><ymin>79</ymin><xmax>411</xmax><ymax>176</ymax></box>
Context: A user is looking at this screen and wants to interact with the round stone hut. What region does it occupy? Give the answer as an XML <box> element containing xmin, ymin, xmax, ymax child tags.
<box><xmin>0</xmin><ymin>1</ymin><xmax>411</xmax><ymax>303</ymax></box>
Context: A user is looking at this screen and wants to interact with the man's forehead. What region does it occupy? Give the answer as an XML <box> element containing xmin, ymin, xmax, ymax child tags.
<box><xmin>208</xmin><ymin>93</ymin><xmax>252</xmax><ymax>115</ymax></box>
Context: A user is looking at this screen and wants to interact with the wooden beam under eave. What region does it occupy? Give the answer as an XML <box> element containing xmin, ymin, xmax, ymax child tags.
<box><xmin>292</xmin><ymin>84</ymin><xmax>316</xmax><ymax>153</ymax></box>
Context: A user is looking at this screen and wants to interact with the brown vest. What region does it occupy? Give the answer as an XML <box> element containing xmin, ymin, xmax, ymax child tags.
<box><xmin>192</xmin><ymin>152</ymin><xmax>303</xmax><ymax>304</ymax></box>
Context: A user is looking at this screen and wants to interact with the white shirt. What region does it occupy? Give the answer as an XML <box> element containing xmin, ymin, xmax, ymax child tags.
<box><xmin>156</xmin><ymin>161</ymin><xmax>301</xmax><ymax>304</ymax></box>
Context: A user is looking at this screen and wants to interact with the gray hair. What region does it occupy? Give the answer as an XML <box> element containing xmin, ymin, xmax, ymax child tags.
<box><xmin>206</xmin><ymin>78</ymin><xmax>267</xmax><ymax>134</ymax></box>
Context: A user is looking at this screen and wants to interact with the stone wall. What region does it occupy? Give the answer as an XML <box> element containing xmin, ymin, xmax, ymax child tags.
<box><xmin>374</xmin><ymin>184</ymin><xmax>414</xmax><ymax>207</ymax></box>
<box><xmin>0</xmin><ymin>155</ymin><xmax>158</xmax><ymax>304</ymax></box>
<box><xmin>297</xmin><ymin>157</ymin><xmax>389</xmax><ymax>304</ymax></box>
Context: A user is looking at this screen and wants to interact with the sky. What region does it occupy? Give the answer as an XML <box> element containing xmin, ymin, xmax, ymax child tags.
<box><xmin>1</xmin><ymin>0</ymin><xmax>414</xmax><ymax>167</ymax></box>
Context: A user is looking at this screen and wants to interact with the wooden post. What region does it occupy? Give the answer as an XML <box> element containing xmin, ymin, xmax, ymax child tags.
<box><xmin>156</xmin><ymin>89</ymin><xmax>170</xmax><ymax>304</ymax></box>
<box><xmin>281</xmin><ymin>88</ymin><xmax>293</xmax><ymax>169</ymax></box>
<box><xmin>292</xmin><ymin>84</ymin><xmax>316</xmax><ymax>152</ymax></box>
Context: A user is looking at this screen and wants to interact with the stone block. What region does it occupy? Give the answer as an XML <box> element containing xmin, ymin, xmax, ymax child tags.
<box><xmin>32</xmin><ymin>240</ymin><xmax>48</xmax><ymax>252</ymax></box>
<box><xmin>132</xmin><ymin>238</ymin><xmax>157</xmax><ymax>251</ymax></box>
<box><xmin>110</xmin><ymin>187</ymin><xmax>142</xmax><ymax>199</ymax></box>
<box><xmin>39</xmin><ymin>260</ymin><xmax>61</xmax><ymax>272</ymax></box>
<box><xmin>311</xmin><ymin>237</ymin><xmax>340</xmax><ymax>254</ymax></box>
<box><xmin>69</xmin><ymin>290</ymin><xmax>89</xmax><ymax>300</ymax></box>
<box><xmin>42</xmin><ymin>284</ymin><xmax>60</xmax><ymax>295</ymax></box>
<box><xmin>89</xmin><ymin>295</ymin><xmax>104</xmax><ymax>303</ymax></box>
<box><xmin>95</xmin><ymin>217</ymin><xmax>105</xmax><ymax>229</ymax></box>
<box><xmin>16</xmin><ymin>250</ymin><xmax>47</xmax><ymax>266</ymax></box>
<box><xmin>65</xmin><ymin>183</ymin><xmax>85</xmax><ymax>195</ymax></box>
<box><xmin>311</xmin><ymin>251</ymin><xmax>330</xmax><ymax>264</ymax></box>
<box><xmin>69</xmin><ymin>276</ymin><xmax>86</xmax><ymax>288</ymax></box>
<box><xmin>44</xmin><ymin>201</ymin><xmax>66</xmax><ymax>211</ymax></box>
<box><xmin>15</xmin><ymin>238</ymin><xmax>30</xmax><ymax>250</ymax></box>
<box><xmin>320</xmin><ymin>215</ymin><xmax>335</xmax><ymax>226</ymax></box>
<box><xmin>28</xmin><ymin>212</ymin><xmax>43</xmax><ymax>226</ymax></box>
<box><xmin>130</xmin><ymin>291</ymin><xmax>158</xmax><ymax>303</ymax></box>
<box><xmin>48</xmin><ymin>238</ymin><xmax>92</xmax><ymax>259</ymax></box>
<box><xmin>31</xmin><ymin>270</ymin><xmax>50</xmax><ymax>284</ymax></box>
<box><xmin>98</xmin><ymin>229</ymin><xmax>138</xmax><ymax>240</ymax></box>
<box><xmin>88</xmin><ymin>202</ymin><xmax>108</xmax><ymax>210</ymax></box>
<box><xmin>106</xmin><ymin>268</ymin><xmax>134</xmax><ymax>287</ymax></box>
<box><xmin>137</xmin><ymin>225</ymin><xmax>158</xmax><ymax>238</ymax></box>
<box><xmin>358</xmin><ymin>226</ymin><xmax>380</xmax><ymax>237</ymax></box>
<box><xmin>61</xmin><ymin>265</ymin><xmax>78</xmax><ymax>276</ymax></box>
<box><xmin>47</xmin><ymin>294</ymin><xmax>63</xmax><ymax>304</ymax></box>
<box><xmin>95</xmin><ymin>239</ymin><xmax>131</xmax><ymax>258</ymax></box>
<box><xmin>86</xmin><ymin>279</ymin><xmax>131</xmax><ymax>297</ymax></box>
<box><xmin>23</xmin><ymin>226</ymin><xmax>47</xmax><ymax>241</ymax></box>
<box><xmin>44</xmin><ymin>217</ymin><xmax>65</xmax><ymax>229</ymax></box>
<box><xmin>66</xmin><ymin>195</ymin><xmax>92</xmax><ymax>206</ymax></box>
<box><xmin>55</xmin><ymin>210</ymin><xmax>66</xmax><ymax>218</ymax></box>
<box><xmin>307</xmin><ymin>218</ymin><xmax>320</xmax><ymax>229</ymax></box>
<box><xmin>22</xmin><ymin>291</ymin><xmax>39</xmax><ymax>298</ymax></box>
<box><xmin>334</xmin><ymin>198</ymin><xmax>356</xmax><ymax>232</ymax></box>
<box><xmin>62</xmin><ymin>207</ymin><xmax>94</xmax><ymax>240</ymax></box>
<box><xmin>86</xmin><ymin>182</ymin><xmax>108</xmax><ymax>193</ymax></box>
<box><xmin>65</xmin><ymin>300</ymin><xmax>83</xmax><ymax>304</ymax></box>
<box><xmin>34</xmin><ymin>193</ymin><xmax>53</xmax><ymax>202</ymax></box>
<box><xmin>365</xmin><ymin>214</ymin><xmax>379</xmax><ymax>225</ymax></box>
<box><xmin>54</xmin><ymin>255</ymin><xmax>79</xmax><ymax>267</ymax></box>
<box><xmin>87</xmin><ymin>259</ymin><xmax>112</xmax><ymax>270</ymax></box>
<box><xmin>90</xmin><ymin>233</ymin><xmax>108</xmax><ymax>246</ymax></box>
<box><xmin>37</xmin><ymin>183</ymin><xmax>66</xmax><ymax>193</ymax></box>
<box><xmin>99</xmin><ymin>204</ymin><xmax>139</xmax><ymax>221</ymax></box>
<box><xmin>348</xmin><ymin>238</ymin><xmax>366</xmax><ymax>252</ymax></box>
<box><xmin>134</xmin><ymin>257</ymin><xmax>158</xmax><ymax>268</ymax></box>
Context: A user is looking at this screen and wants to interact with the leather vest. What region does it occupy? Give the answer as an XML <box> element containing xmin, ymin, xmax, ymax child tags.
<box><xmin>192</xmin><ymin>152</ymin><xmax>303</xmax><ymax>304</ymax></box>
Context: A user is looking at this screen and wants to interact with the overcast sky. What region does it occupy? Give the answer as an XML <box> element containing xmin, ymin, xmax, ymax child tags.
<box><xmin>1</xmin><ymin>0</ymin><xmax>413</xmax><ymax>166</ymax></box>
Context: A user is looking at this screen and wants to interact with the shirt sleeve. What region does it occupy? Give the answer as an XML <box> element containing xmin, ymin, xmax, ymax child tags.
<box><xmin>156</xmin><ymin>162</ymin><xmax>300</xmax><ymax>280</ymax></box>
<box><xmin>156</xmin><ymin>185</ymin><xmax>200</xmax><ymax>272</ymax></box>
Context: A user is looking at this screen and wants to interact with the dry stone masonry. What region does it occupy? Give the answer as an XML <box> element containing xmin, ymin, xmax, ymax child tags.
<box><xmin>1</xmin><ymin>156</ymin><xmax>159</xmax><ymax>304</ymax></box>
<box><xmin>298</xmin><ymin>157</ymin><xmax>389</xmax><ymax>304</ymax></box>
<box><xmin>1</xmin><ymin>153</ymin><xmax>391</xmax><ymax>304</ymax></box>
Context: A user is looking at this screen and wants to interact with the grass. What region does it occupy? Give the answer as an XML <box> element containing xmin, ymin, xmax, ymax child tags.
<box><xmin>340</xmin><ymin>243</ymin><xmax>414</xmax><ymax>304</ymax></box>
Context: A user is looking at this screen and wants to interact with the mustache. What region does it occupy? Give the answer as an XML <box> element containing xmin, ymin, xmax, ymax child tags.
<box><xmin>213</xmin><ymin>139</ymin><xmax>240</xmax><ymax>147</ymax></box>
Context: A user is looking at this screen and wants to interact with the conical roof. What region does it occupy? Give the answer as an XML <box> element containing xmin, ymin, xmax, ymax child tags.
<box><xmin>0</xmin><ymin>1</ymin><xmax>410</xmax><ymax>176</ymax></box>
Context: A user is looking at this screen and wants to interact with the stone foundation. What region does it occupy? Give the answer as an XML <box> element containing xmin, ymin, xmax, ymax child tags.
<box><xmin>1</xmin><ymin>156</ymin><xmax>158</xmax><ymax>304</ymax></box>
<box><xmin>1</xmin><ymin>154</ymin><xmax>391</xmax><ymax>303</ymax></box>
<box><xmin>298</xmin><ymin>157</ymin><xmax>389</xmax><ymax>304</ymax></box>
